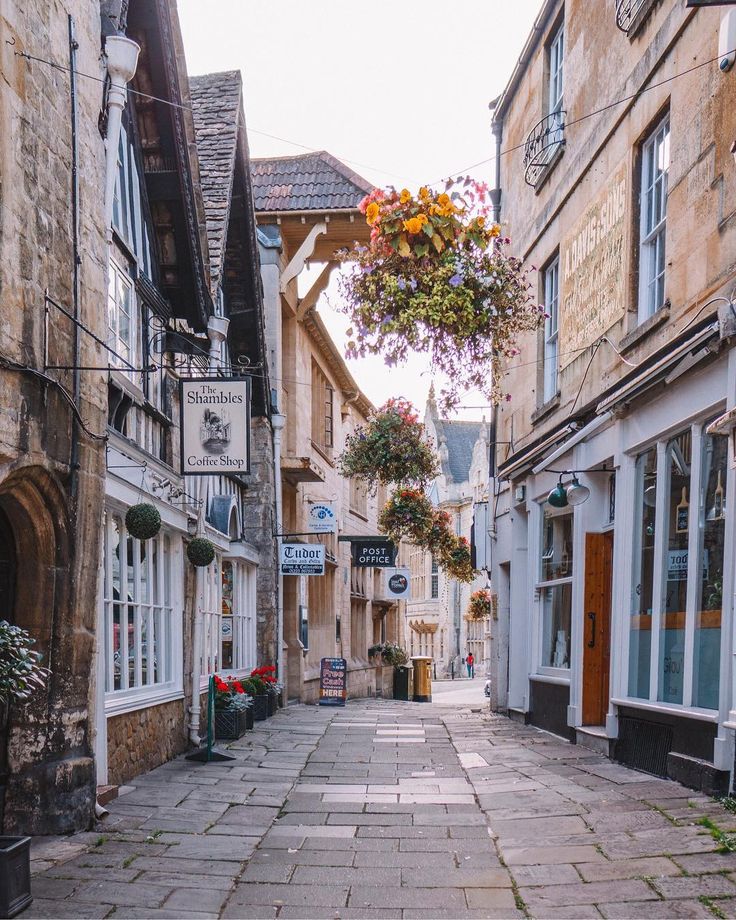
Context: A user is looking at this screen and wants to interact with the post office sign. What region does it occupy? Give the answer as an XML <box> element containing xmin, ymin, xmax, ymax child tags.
<box><xmin>351</xmin><ymin>539</ymin><xmax>396</xmax><ymax>567</ymax></box>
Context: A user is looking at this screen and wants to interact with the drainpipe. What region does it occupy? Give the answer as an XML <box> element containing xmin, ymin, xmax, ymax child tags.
<box><xmin>271</xmin><ymin>412</ymin><xmax>286</xmax><ymax>685</ymax></box>
<box><xmin>188</xmin><ymin>316</ymin><xmax>229</xmax><ymax>746</ymax></box>
<box><xmin>103</xmin><ymin>35</ymin><xmax>140</xmax><ymax>238</ymax></box>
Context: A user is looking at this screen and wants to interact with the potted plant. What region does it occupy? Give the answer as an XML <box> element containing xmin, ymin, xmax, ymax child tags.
<box><xmin>337</xmin><ymin>398</ymin><xmax>438</xmax><ymax>490</ymax></box>
<box><xmin>0</xmin><ymin>620</ymin><xmax>51</xmax><ymax>918</ymax></box>
<box><xmin>341</xmin><ymin>182</ymin><xmax>544</xmax><ymax>412</ymax></box>
<box><xmin>244</xmin><ymin>673</ymin><xmax>271</xmax><ymax>721</ymax></box>
<box><xmin>212</xmin><ymin>675</ymin><xmax>253</xmax><ymax>739</ymax></box>
<box><xmin>252</xmin><ymin>666</ymin><xmax>279</xmax><ymax>715</ymax></box>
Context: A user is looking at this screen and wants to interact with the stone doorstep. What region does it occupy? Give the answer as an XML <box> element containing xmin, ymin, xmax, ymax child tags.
<box><xmin>96</xmin><ymin>785</ymin><xmax>119</xmax><ymax>807</ymax></box>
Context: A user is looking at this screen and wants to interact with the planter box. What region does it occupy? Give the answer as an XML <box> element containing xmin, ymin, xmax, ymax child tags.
<box><xmin>0</xmin><ymin>836</ymin><xmax>32</xmax><ymax>918</ymax></box>
<box><xmin>252</xmin><ymin>694</ymin><xmax>269</xmax><ymax>721</ymax></box>
<box><xmin>277</xmin><ymin>689</ymin><xmax>284</xmax><ymax>708</ymax></box>
<box><xmin>214</xmin><ymin>708</ymin><xmax>250</xmax><ymax>740</ymax></box>
<box><xmin>267</xmin><ymin>689</ymin><xmax>278</xmax><ymax>716</ymax></box>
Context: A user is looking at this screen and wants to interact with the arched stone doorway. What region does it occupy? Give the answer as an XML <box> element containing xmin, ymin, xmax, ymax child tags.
<box><xmin>0</xmin><ymin>466</ymin><xmax>96</xmax><ymax>834</ymax></box>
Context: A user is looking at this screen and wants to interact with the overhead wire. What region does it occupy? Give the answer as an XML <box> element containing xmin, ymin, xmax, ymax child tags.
<box><xmin>10</xmin><ymin>41</ymin><xmax>734</xmax><ymax>191</ymax></box>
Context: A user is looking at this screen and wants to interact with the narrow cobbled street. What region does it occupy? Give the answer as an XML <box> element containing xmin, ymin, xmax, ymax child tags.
<box><xmin>26</xmin><ymin>699</ymin><xmax>736</xmax><ymax>920</ymax></box>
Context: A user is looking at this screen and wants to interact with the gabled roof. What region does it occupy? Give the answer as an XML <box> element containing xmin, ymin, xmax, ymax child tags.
<box><xmin>434</xmin><ymin>418</ymin><xmax>486</xmax><ymax>484</ymax></box>
<box><xmin>251</xmin><ymin>151</ymin><xmax>373</xmax><ymax>213</ymax></box>
<box><xmin>190</xmin><ymin>71</ymin><xmax>242</xmax><ymax>293</ymax></box>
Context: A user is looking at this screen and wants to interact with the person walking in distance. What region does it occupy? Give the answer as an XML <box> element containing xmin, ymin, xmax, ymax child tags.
<box><xmin>466</xmin><ymin>652</ymin><xmax>474</xmax><ymax>678</ymax></box>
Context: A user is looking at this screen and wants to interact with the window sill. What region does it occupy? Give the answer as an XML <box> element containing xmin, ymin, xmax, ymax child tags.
<box><xmin>624</xmin><ymin>0</ymin><xmax>658</xmax><ymax>40</ymax></box>
<box><xmin>310</xmin><ymin>441</ymin><xmax>335</xmax><ymax>468</ymax></box>
<box><xmin>531</xmin><ymin>393</ymin><xmax>561</xmax><ymax>425</ymax></box>
<box><xmin>532</xmin><ymin>143</ymin><xmax>565</xmax><ymax>195</ymax></box>
<box><xmin>105</xmin><ymin>685</ymin><xmax>183</xmax><ymax>717</ymax></box>
<box><xmin>611</xmin><ymin>697</ymin><xmax>718</xmax><ymax>723</ymax></box>
<box><xmin>531</xmin><ymin>672</ymin><xmax>570</xmax><ymax>686</ymax></box>
<box><xmin>618</xmin><ymin>304</ymin><xmax>670</xmax><ymax>354</ymax></box>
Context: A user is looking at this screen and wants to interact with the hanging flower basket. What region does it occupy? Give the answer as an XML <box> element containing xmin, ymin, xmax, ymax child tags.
<box><xmin>437</xmin><ymin>535</ymin><xmax>475</xmax><ymax>584</ymax></box>
<box><xmin>341</xmin><ymin>182</ymin><xmax>544</xmax><ymax>412</ymax></box>
<box><xmin>187</xmin><ymin>537</ymin><xmax>215</xmax><ymax>567</ymax></box>
<box><xmin>338</xmin><ymin>398</ymin><xmax>438</xmax><ymax>490</ymax></box>
<box><xmin>379</xmin><ymin>489</ymin><xmax>434</xmax><ymax>545</ymax></box>
<box><xmin>466</xmin><ymin>589</ymin><xmax>491</xmax><ymax>621</ymax></box>
<box><xmin>125</xmin><ymin>503</ymin><xmax>161</xmax><ymax>541</ymax></box>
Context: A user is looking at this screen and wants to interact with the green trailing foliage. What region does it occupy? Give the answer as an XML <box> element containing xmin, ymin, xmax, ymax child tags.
<box><xmin>0</xmin><ymin>620</ymin><xmax>50</xmax><ymax>704</ymax></box>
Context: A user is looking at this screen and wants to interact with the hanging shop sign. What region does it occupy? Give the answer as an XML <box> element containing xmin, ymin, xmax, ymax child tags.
<box><xmin>351</xmin><ymin>538</ymin><xmax>396</xmax><ymax>568</ymax></box>
<box><xmin>319</xmin><ymin>657</ymin><xmax>347</xmax><ymax>706</ymax></box>
<box><xmin>385</xmin><ymin>567</ymin><xmax>411</xmax><ymax>600</ymax></box>
<box><xmin>280</xmin><ymin>543</ymin><xmax>325</xmax><ymax>576</ymax></box>
<box><xmin>307</xmin><ymin>501</ymin><xmax>337</xmax><ymax>534</ymax></box>
<box><xmin>180</xmin><ymin>377</ymin><xmax>251</xmax><ymax>475</ymax></box>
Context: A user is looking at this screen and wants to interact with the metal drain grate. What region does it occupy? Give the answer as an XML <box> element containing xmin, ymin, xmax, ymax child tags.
<box><xmin>615</xmin><ymin>716</ymin><xmax>673</xmax><ymax>777</ymax></box>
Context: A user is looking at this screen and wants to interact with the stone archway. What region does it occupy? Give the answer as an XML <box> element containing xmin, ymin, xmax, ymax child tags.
<box><xmin>0</xmin><ymin>466</ymin><xmax>95</xmax><ymax>834</ymax></box>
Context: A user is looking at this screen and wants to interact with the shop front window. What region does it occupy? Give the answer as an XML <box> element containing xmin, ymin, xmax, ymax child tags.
<box><xmin>627</xmin><ymin>424</ymin><xmax>728</xmax><ymax>711</ymax></box>
<box><xmin>629</xmin><ymin>447</ymin><xmax>656</xmax><ymax>698</ymax></box>
<box><xmin>658</xmin><ymin>431</ymin><xmax>691</xmax><ymax>704</ymax></box>
<box><xmin>103</xmin><ymin>511</ymin><xmax>178</xmax><ymax>699</ymax></box>
<box><xmin>538</xmin><ymin>505</ymin><xmax>573</xmax><ymax>672</ymax></box>
<box><xmin>694</xmin><ymin>433</ymin><xmax>727</xmax><ymax>709</ymax></box>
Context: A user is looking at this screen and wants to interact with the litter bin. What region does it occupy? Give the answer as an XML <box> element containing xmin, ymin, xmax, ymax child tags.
<box><xmin>411</xmin><ymin>656</ymin><xmax>432</xmax><ymax>702</ymax></box>
<box><xmin>393</xmin><ymin>665</ymin><xmax>413</xmax><ymax>701</ymax></box>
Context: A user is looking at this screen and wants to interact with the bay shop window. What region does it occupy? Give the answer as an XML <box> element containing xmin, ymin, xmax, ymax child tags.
<box><xmin>628</xmin><ymin>424</ymin><xmax>728</xmax><ymax>711</ymax></box>
<box><xmin>201</xmin><ymin>557</ymin><xmax>257</xmax><ymax>678</ymax></box>
<box><xmin>537</xmin><ymin>505</ymin><xmax>573</xmax><ymax>672</ymax></box>
<box><xmin>102</xmin><ymin>511</ymin><xmax>181</xmax><ymax>704</ymax></box>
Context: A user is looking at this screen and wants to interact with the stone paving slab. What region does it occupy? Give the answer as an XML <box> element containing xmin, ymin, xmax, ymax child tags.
<box><xmin>24</xmin><ymin>698</ymin><xmax>736</xmax><ymax>920</ymax></box>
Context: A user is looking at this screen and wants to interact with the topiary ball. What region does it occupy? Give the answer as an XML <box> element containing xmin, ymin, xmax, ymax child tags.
<box><xmin>125</xmin><ymin>503</ymin><xmax>161</xmax><ymax>541</ymax></box>
<box><xmin>187</xmin><ymin>537</ymin><xmax>215</xmax><ymax>567</ymax></box>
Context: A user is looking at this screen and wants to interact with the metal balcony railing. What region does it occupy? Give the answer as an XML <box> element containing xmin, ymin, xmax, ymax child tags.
<box><xmin>523</xmin><ymin>111</ymin><xmax>566</xmax><ymax>188</ymax></box>
<box><xmin>615</xmin><ymin>0</ymin><xmax>647</xmax><ymax>33</ymax></box>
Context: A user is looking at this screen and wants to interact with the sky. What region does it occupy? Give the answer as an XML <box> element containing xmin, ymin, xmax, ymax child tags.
<box><xmin>178</xmin><ymin>0</ymin><xmax>542</xmax><ymax>419</ymax></box>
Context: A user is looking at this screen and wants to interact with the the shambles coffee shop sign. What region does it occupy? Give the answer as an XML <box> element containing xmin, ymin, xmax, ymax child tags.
<box><xmin>319</xmin><ymin>657</ymin><xmax>347</xmax><ymax>706</ymax></box>
<box><xmin>280</xmin><ymin>543</ymin><xmax>325</xmax><ymax>576</ymax></box>
<box><xmin>180</xmin><ymin>377</ymin><xmax>251</xmax><ymax>475</ymax></box>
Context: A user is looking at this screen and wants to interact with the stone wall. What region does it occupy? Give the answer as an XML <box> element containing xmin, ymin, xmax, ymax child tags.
<box><xmin>107</xmin><ymin>699</ymin><xmax>189</xmax><ymax>787</ymax></box>
<box><xmin>0</xmin><ymin>0</ymin><xmax>108</xmax><ymax>834</ymax></box>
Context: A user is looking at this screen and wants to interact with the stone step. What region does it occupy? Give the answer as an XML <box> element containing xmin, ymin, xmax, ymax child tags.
<box><xmin>575</xmin><ymin>725</ymin><xmax>614</xmax><ymax>756</ymax></box>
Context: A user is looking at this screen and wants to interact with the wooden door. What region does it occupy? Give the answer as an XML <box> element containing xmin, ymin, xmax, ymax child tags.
<box><xmin>582</xmin><ymin>531</ymin><xmax>613</xmax><ymax>726</ymax></box>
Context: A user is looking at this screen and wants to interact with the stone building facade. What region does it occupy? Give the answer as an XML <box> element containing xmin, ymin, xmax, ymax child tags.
<box><xmin>252</xmin><ymin>153</ymin><xmax>399</xmax><ymax>703</ymax></box>
<box><xmin>398</xmin><ymin>392</ymin><xmax>489</xmax><ymax>678</ymax></box>
<box><xmin>0</xmin><ymin>0</ymin><xmax>108</xmax><ymax>834</ymax></box>
<box><xmin>489</xmin><ymin>0</ymin><xmax>736</xmax><ymax>792</ymax></box>
<box><xmin>95</xmin><ymin>36</ymin><xmax>275</xmax><ymax>788</ymax></box>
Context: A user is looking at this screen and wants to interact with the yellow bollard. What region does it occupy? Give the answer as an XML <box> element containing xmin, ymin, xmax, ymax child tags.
<box><xmin>411</xmin><ymin>656</ymin><xmax>432</xmax><ymax>702</ymax></box>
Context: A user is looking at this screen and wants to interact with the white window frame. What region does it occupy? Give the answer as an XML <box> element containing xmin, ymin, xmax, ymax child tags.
<box><xmin>638</xmin><ymin>114</ymin><xmax>670</xmax><ymax>322</ymax></box>
<box><xmin>102</xmin><ymin>509</ymin><xmax>183</xmax><ymax>715</ymax></box>
<box><xmin>548</xmin><ymin>23</ymin><xmax>564</xmax><ymax>118</ymax></box>
<box><xmin>543</xmin><ymin>256</ymin><xmax>560</xmax><ymax>404</ymax></box>
<box><xmin>536</xmin><ymin>503</ymin><xmax>573</xmax><ymax>677</ymax></box>
<box><xmin>108</xmin><ymin>257</ymin><xmax>136</xmax><ymax>371</ymax></box>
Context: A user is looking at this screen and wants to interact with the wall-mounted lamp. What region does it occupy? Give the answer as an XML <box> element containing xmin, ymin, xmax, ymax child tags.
<box><xmin>546</xmin><ymin>468</ymin><xmax>606</xmax><ymax>508</ymax></box>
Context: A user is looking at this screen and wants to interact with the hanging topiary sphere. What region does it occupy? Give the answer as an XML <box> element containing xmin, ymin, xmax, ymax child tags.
<box><xmin>187</xmin><ymin>537</ymin><xmax>215</xmax><ymax>567</ymax></box>
<box><xmin>125</xmin><ymin>503</ymin><xmax>161</xmax><ymax>541</ymax></box>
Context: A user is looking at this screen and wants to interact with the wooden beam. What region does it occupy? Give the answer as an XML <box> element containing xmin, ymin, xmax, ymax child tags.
<box><xmin>279</xmin><ymin>221</ymin><xmax>327</xmax><ymax>293</ymax></box>
<box><xmin>296</xmin><ymin>261</ymin><xmax>337</xmax><ymax>320</ymax></box>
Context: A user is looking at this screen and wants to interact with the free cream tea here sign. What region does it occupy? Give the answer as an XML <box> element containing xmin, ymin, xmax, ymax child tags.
<box><xmin>180</xmin><ymin>377</ymin><xmax>251</xmax><ymax>475</ymax></box>
<box><xmin>559</xmin><ymin>161</ymin><xmax>629</xmax><ymax>370</ymax></box>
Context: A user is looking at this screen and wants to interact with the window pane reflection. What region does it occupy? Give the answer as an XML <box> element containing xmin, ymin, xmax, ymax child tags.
<box><xmin>629</xmin><ymin>447</ymin><xmax>656</xmax><ymax>698</ymax></box>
